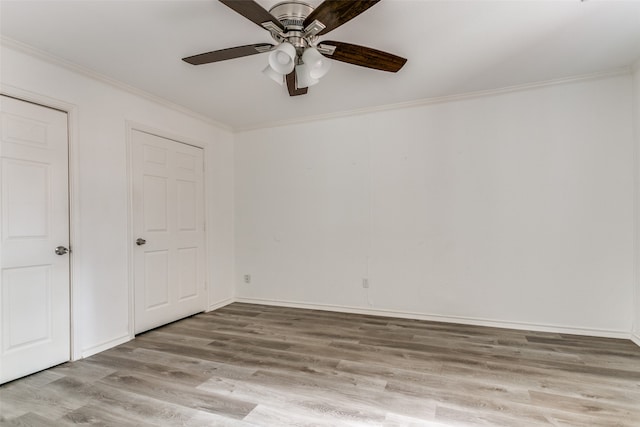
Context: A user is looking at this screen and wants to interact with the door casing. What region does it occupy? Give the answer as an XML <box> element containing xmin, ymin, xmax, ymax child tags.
<box><xmin>0</xmin><ymin>84</ymin><xmax>80</xmax><ymax>361</ymax></box>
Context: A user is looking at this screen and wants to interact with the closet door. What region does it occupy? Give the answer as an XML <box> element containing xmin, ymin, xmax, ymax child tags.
<box><xmin>132</xmin><ymin>130</ymin><xmax>206</xmax><ymax>334</ymax></box>
<box><xmin>0</xmin><ymin>95</ymin><xmax>70</xmax><ymax>384</ymax></box>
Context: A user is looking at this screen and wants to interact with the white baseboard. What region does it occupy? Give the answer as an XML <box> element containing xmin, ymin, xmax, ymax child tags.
<box><xmin>80</xmin><ymin>333</ymin><xmax>131</xmax><ymax>359</ymax></box>
<box><xmin>235</xmin><ymin>297</ymin><xmax>630</xmax><ymax>340</ymax></box>
<box><xmin>207</xmin><ymin>297</ymin><xmax>235</xmax><ymax>312</ymax></box>
<box><xmin>76</xmin><ymin>299</ymin><xmax>232</xmax><ymax>360</ymax></box>
<box><xmin>75</xmin><ymin>299</ymin><xmax>638</xmax><ymax>360</ymax></box>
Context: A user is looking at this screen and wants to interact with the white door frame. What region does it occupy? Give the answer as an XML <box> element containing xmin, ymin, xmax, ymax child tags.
<box><xmin>125</xmin><ymin>121</ymin><xmax>210</xmax><ymax>339</ymax></box>
<box><xmin>1</xmin><ymin>83</ymin><xmax>81</xmax><ymax>361</ymax></box>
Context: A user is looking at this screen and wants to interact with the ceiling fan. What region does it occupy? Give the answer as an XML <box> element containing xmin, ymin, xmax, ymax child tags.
<box><xmin>182</xmin><ymin>0</ymin><xmax>407</xmax><ymax>96</ymax></box>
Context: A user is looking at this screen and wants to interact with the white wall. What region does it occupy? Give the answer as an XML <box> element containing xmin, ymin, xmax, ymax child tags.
<box><xmin>235</xmin><ymin>73</ymin><xmax>636</xmax><ymax>336</ymax></box>
<box><xmin>634</xmin><ymin>60</ymin><xmax>640</xmax><ymax>344</ymax></box>
<box><xmin>3</xmin><ymin>41</ymin><xmax>636</xmax><ymax>356</ymax></box>
<box><xmin>1</xmin><ymin>43</ymin><xmax>235</xmax><ymax>357</ymax></box>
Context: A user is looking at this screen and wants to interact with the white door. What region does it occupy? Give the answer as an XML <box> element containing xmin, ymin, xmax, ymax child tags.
<box><xmin>0</xmin><ymin>95</ymin><xmax>70</xmax><ymax>384</ymax></box>
<box><xmin>132</xmin><ymin>130</ymin><xmax>206</xmax><ymax>334</ymax></box>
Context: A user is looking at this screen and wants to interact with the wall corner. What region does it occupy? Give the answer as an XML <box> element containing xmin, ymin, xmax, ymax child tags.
<box><xmin>633</xmin><ymin>58</ymin><xmax>640</xmax><ymax>338</ymax></box>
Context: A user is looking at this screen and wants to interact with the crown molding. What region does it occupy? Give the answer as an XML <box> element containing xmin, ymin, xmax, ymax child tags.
<box><xmin>236</xmin><ymin>67</ymin><xmax>632</xmax><ymax>132</ymax></box>
<box><xmin>2</xmin><ymin>36</ymin><xmax>633</xmax><ymax>134</ymax></box>
<box><xmin>0</xmin><ymin>36</ymin><xmax>232</xmax><ymax>132</ymax></box>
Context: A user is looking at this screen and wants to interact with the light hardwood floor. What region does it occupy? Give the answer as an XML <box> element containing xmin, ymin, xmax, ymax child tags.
<box><xmin>1</xmin><ymin>303</ymin><xmax>639</xmax><ymax>426</ymax></box>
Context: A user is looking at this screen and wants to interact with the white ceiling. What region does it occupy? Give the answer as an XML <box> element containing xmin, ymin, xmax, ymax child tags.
<box><xmin>2</xmin><ymin>0</ymin><xmax>640</xmax><ymax>130</ymax></box>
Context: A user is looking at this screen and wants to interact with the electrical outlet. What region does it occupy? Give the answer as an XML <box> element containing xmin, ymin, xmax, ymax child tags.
<box><xmin>362</xmin><ymin>278</ymin><xmax>369</xmax><ymax>288</ymax></box>
<box><xmin>244</xmin><ymin>274</ymin><xmax>251</xmax><ymax>284</ymax></box>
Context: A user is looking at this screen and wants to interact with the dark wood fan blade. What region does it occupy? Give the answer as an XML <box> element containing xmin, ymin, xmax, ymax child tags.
<box><xmin>286</xmin><ymin>72</ymin><xmax>308</xmax><ymax>96</ymax></box>
<box><xmin>182</xmin><ymin>43</ymin><xmax>274</xmax><ymax>65</ymax></box>
<box><xmin>219</xmin><ymin>0</ymin><xmax>284</xmax><ymax>31</ymax></box>
<box><xmin>304</xmin><ymin>0</ymin><xmax>380</xmax><ymax>35</ymax></box>
<box><xmin>319</xmin><ymin>41</ymin><xmax>406</xmax><ymax>72</ymax></box>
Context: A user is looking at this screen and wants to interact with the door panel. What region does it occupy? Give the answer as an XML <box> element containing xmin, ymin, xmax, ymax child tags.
<box><xmin>144</xmin><ymin>250</ymin><xmax>170</xmax><ymax>308</ymax></box>
<box><xmin>177</xmin><ymin>180</ymin><xmax>197</xmax><ymax>230</ymax></box>
<box><xmin>0</xmin><ymin>95</ymin><xmax>70</xmax><ymax>384</ymax></box>
<box><xmin>2</xmin><ymin>266</ymin><xmax>51</xmax><ymax>350</ymax></box>
<box><xmin>143</xmin><ymin>175</ymin><xmax>169</xmax><ymax>231</ymax></box>
<box><xmin>132</xmin><ymin>130</ymin><xmax>206</xmax><ymax>334</ymax></box>
<box><xmin>177</xmin><ymin>247</ymin><xmax>198</xmax><ymax>300</ymax></box>
<box><xmin>3</xmin><ymin>160</ymin><xmax>50</xmax><ymax>238</ymax></box>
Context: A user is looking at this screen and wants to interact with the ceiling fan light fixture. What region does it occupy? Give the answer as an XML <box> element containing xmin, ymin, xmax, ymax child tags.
<box><xmin>302</xmin><ymin>47</ymin><xmax>331</xmax><ymax>79</ymax></box>
<box><xmin>268</xmin><ymin>42</ymin><xmax>296</xmax><ymax>74</ymax></box>
<box><xmin>263</xmin><ymin>65</ymin><xmax>284</xmax><ymax>85</ymax></box>
<box><xmin>295</xmin><ymin>64</ymin><xmax>319</xmax><ymax>88</ymax></box>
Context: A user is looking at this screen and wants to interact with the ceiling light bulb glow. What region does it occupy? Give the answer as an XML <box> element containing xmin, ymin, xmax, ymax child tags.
<box><xmin>302</xmin><ymin>47</ymin><xmax>331</xmax><ymax>79</ymax></box>
<box><xmin>276</xmin><ymin>52</ymin><xmax>290</xmax><ymax>65</ymax></box>
<box><xmin>268</xmin><ymin>42</ymin><xmax>296</xmax><ymax>74</ymax></box>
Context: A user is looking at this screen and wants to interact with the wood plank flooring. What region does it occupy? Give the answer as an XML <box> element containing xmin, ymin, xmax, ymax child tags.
<box><xmin>1</xmin><ymin>302</ymin><xmax>640</xmax><ymax>426</ymax></box>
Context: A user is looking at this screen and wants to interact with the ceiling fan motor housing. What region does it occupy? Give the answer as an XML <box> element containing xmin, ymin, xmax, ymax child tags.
<box><xmin>268</xmin><ymin>1</ymin><xmax>316</xmax><ymax>51</ymax></box>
